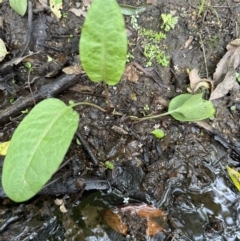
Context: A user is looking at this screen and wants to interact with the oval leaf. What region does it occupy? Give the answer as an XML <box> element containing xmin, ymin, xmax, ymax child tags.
<box><xmin>2</xmin><ymin>98</ymin><xmax>79</xmax><ymax>202</ymax></box>
<box><xmin>168</xmin><ymin>93</ymin><xmax>215</xmax><ymax>121</ymax></box>
<box><xmin>9</xmin><ymin>0</ymin><xmax>27</xmax><ymax>16</ymax></box>
<box><xmin>151</xmin><ymin>129</ymin><xmax>164</xmax><ymax>139</ymax></box>
<box><xmin>80</xmin><ymin>0</ymin><xmax>127</xmax><ymax>85</ymax></box>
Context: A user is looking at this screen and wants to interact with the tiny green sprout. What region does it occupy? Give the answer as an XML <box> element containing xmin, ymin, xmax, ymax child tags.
<box><xmin>21</xmin><ymin>109</ymin><xmax>29</xmax><ymax>114</ymax></box>
<box><xmin>9</xmin><ymin>97</ymin><xmax>14</xmax><ymax>104</ymax></box>
<box><xmin>68</xmin><ymin>34</ymin><xmax>74</xmax><ymax>42</ymax></box>
<box><xmin>76</xmin><ymin>138</ymin><xmax>81</xmax><ymax>145</ymax></box>
<box><xmin>161</xmin><ymin>14</ymin><xmax>178</xmax><ymax>32</ymax></box>
<box><xmin>62</xmin><ymin>12</ymin><xmax>68</xmax><ymax>18</ymax></box>
<box><xmin>151</xmin><ymin>129</ymin><xmax>165</xmax><ymax>139</ymax></box>
<box><xmin>236</xmin><ymin>72</ymin><xmax>240</xmax><ymax>83</ymax></box>
<box><xmin>127</xmin><ymin>52</ymin><xmax>134</xmax><ymax>63</ymax></box>
<box><xmin>105</xmin><ymin>161</ymin><xmax>114</xmax><ymax>170</ymax></box>
<box><xmin>231</xmin><ymin>105</ymin><xmax>236</xmax><ymax>111</ymax></box>
<box><xmin>144</xmin><ymin>104</ymin><xmax>150</xmax><ymax>111</ymax></box>
<box><xmin>25</xmin><ymin>62</ymin><xmax>33</xmax><ymax>72</ymax></box>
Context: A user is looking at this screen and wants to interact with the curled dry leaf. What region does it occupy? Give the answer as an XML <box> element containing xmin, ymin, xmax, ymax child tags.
<box><xmin>189</xmin><ymin>68</ymin><xmax>213</xmax><ymax>92</ymax></box>
<box><xmin>62</xmin><ymin>64</ymin><xmax>84</xmax><ymax>75</ymax></box>
<box><xmin>146</xmin><ymin>0</ymin><xmax>158</xmax><ymax>7</ymax></box>
<box><xmin>69</xmin><ymin>8</ymin><xmax>87</xmax><ymax>17</ymax></box>
<box><xmin>210</xmin><ymin>68</ymin><xmax>238</xmax><ymax>100</ymax></box>
<box><xmin>82</xmin><ymin>0</ymin><xmax>92</xmax><ymax>6</ymax></box>
<box><xmin>124</xmin><ymin>63</ymin><xmax>139</xmax><ymax>83</ymax></box>
<box><xmin>210</xmin><ymin>41</ymin><xmax>240</xmax><ymax>100</ymax></box>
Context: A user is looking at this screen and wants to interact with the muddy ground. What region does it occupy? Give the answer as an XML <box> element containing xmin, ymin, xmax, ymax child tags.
<box><xmin>0</xmin><ymin>0</ymin><xmax>240</xmax><ymax>240</ymax></box>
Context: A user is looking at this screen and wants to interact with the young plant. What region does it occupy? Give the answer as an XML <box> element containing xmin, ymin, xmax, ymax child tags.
<box><xmin>2</xmin><ymin>0</ymin><xmax>127</xmax><ymax>202</ymax></box>
<box><xmin>131</xmin><ymin>93</ymin><xmax>215</xmax><ymax>122</ymax></box>
<box><xmin>79</xmin><ymin>0</ymin><xmax>127</xmax><ymax>110</ymax></box>
<box><xmin>161</xmin><ymin>14</ymin><xmax>178</xmax><ymax>32</ymax></box>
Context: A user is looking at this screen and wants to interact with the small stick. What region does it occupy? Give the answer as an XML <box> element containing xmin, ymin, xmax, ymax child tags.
<box><xmin>27</xmin><ymin>70</ymin><xmax>36</xmax><ymax>105</ymax></box>
<box><xmin>76</xmin><ymin>131</ymin><xmax>99</xmax><ymax>166</ymax></box>
<box><xmin>198</xmin><ymin>34</ymin><xmax>209</xmax><ymax>78</ymax></box>
<box><xmin>103</xmin><ymin>82</ymin><xmax>111</xmax><ymax>112</ymax></box>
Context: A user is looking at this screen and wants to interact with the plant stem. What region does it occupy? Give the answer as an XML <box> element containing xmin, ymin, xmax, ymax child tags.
<box><xmin>198</xmin><ymin>0</ymin><xmax>206</xmax><ymax>16</ymax></box>
<box><xmin>130</xmin><ymin>110</ymin><xmax>176</xmax><ymax>122</ymax></box>
<box><xmin>103</xmin><ymin>82</ymin><xmax>111</xmax><ymax>112</ymax></box>
<box><xmin>71</xmin><ymin>102</ymin><xmax>106</xmax><ymax>113</ymax></box>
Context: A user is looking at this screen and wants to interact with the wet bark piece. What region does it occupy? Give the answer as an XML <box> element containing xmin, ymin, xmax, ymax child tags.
<box><xmin>0</xmin><ymin>74</ymin><xmax>78</xmax><ymax>124</ymax></box>
<box><xmin>0</xmin><ymin>175</ymin><xmax>109</xmax><ymax>199</ymax></box>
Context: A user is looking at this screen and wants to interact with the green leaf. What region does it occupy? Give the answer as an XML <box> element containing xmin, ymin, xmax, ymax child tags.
<box><xmin>80</xmin><ymin>0</ymin><xmax>127</xmax><ymax>85</ymax></box>
<box><xmin>227</xmin><ymin>166</ymin><xmax>240</xmax><ymax>191</ymax></box>
<box><xmin>9</xmin><ymin>0</ymin><xmax>27</xmax><ymax>16</ymax></box>
<box><xmin>2</xmin><ymin>98</ymin><xmax>79</xmax><ymax>202</ymax></box>
<box><xmin>151</xmin><ymin>129</ymin><xmax>165</xmax><ymax>139</ymax></box>
<box><xmin>168</xmin><ymin>93</ymin><xmax>215</xmax><ymax>121</ymax></box>
<box><xmin>120</xmin><ymin>4</ymin><xmax>146</xmax><ymax>15</ymax></box>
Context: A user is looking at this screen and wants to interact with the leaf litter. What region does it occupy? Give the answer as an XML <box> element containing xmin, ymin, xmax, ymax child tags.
<box><xmin>210</xmin><ymin>39</ymin><xmax>240</xmax><ymax>100</ymax></box>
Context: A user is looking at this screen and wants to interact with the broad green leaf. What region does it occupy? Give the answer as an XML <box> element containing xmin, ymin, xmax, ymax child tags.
<box><xmin>168</xmin><ymin>93</ymin><xmax>215</xmax><ymax>121</ymax></box>
<box><xmin>0</xmin><ymin>38</ymin><xmax>8</xmax><ymax>62</ymax></box>
<box><xmin>227</xmin><ymin>166</ymin><xmax>240</xmax><ymax>191</ymax></box>
<box><xmin>151</xmin><ymin>129</ymin><xmax>164</xmax><ymax>139</ymax></box>
<box><xmin>9</xmin><ymin>0</ymin><xmax>27</xmax><ymax>16</ymax></box>
<box><xmin>80</xmin><ymin>0</ymin><xmax>127</xmax><ymax>85</ymax></box>
<box><xmin>2</xmin><ymin>98</ymin><xmax>79</xmax><ymax>202</ymax></box>
<box><xmin>120</xmin><ymin>4</ymin><xmax>146</xmax><ymax>15</ymax></box>
<box><xmin>0</xmin><ymin>141</ymin><xmax>10</xmax><ymax>156</ymax></box>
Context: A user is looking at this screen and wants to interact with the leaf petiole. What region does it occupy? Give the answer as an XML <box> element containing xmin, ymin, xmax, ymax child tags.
<box><xmin>70</xmin><ymin>102</ymin><xmax>107</xmax><ymax>113</ymax></box>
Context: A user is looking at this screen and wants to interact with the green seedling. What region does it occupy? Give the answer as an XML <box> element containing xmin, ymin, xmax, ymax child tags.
<box><xmin>80</xmin><ymin>0</ymin><xmax>127</xmax><ymax>111</ymax></box>
<box><xmin>151</xmin><ymin>129</ymin><xmax>165</xmax><ymax>139</ymax></box>
<box><xmin>161</xmin><ymin>13</ymin><xmax>178</xmax><ymax>32</ymax></box>
<box><xmin>25</xmin><ymin>62</ymin><xmax>33</xmax><ymax>72</ymax></box>
<box><xmin>105</xmin><ymin>161</ymin><xmax>114</xmax><ymax>170</ymax></box>
<box><xmin>135</xmin><ymin>13</ymin><xmax>176</xmax><ymax>67</ymax></box>
<box><xmin>131</xmin><ymin>93</ymin><xmax>215</xmax><ymax>122</ymax></box>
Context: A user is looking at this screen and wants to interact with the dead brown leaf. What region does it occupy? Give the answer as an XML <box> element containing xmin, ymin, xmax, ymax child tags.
<box><xmin>146</xmin><ymin>0</ymin><xmax>158</xmax><ymax>7</ymax></box>
<box><xmin>210</xmin><ymin>41</ymin><xmax>240</xmax><ymax>100</ymax></box>
<box><xmin>69</xmin><ymin>8</ymin><xmax>86</xmax><ymax>17</ymax></box>
<box><xmin>82</xmin><ymin>0</ymin><xmax>92</xmax><ymax>6</ymax></box>
<box><xmin>69</xmin><ymin>84</ymin><xmax>93</xmax><ymax>92</ymax></box>
<box><xmin>124</xmin><ymin>64</ymin><xmax>139</xmax><ymax>83</ymax></box>
<box><xmin>210</xmin><ymin>68</ymin><xmax>238</xmax><ymax>100</ymax></box>
<box><xmin>189</xmin><ymin>68</ymin><xmax>213</xmax><ymax>92</ymax></box>
<box><xmin>62</xmin><ymin>65</ymin><xmax>84</xmax><ymax>75</ymax></box>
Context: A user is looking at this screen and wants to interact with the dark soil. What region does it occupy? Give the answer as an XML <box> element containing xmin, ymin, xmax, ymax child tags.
<box><xmin>1</xmin><ymin>0</ymin><xmax>240</xmax><ymax>240</ymax></box>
